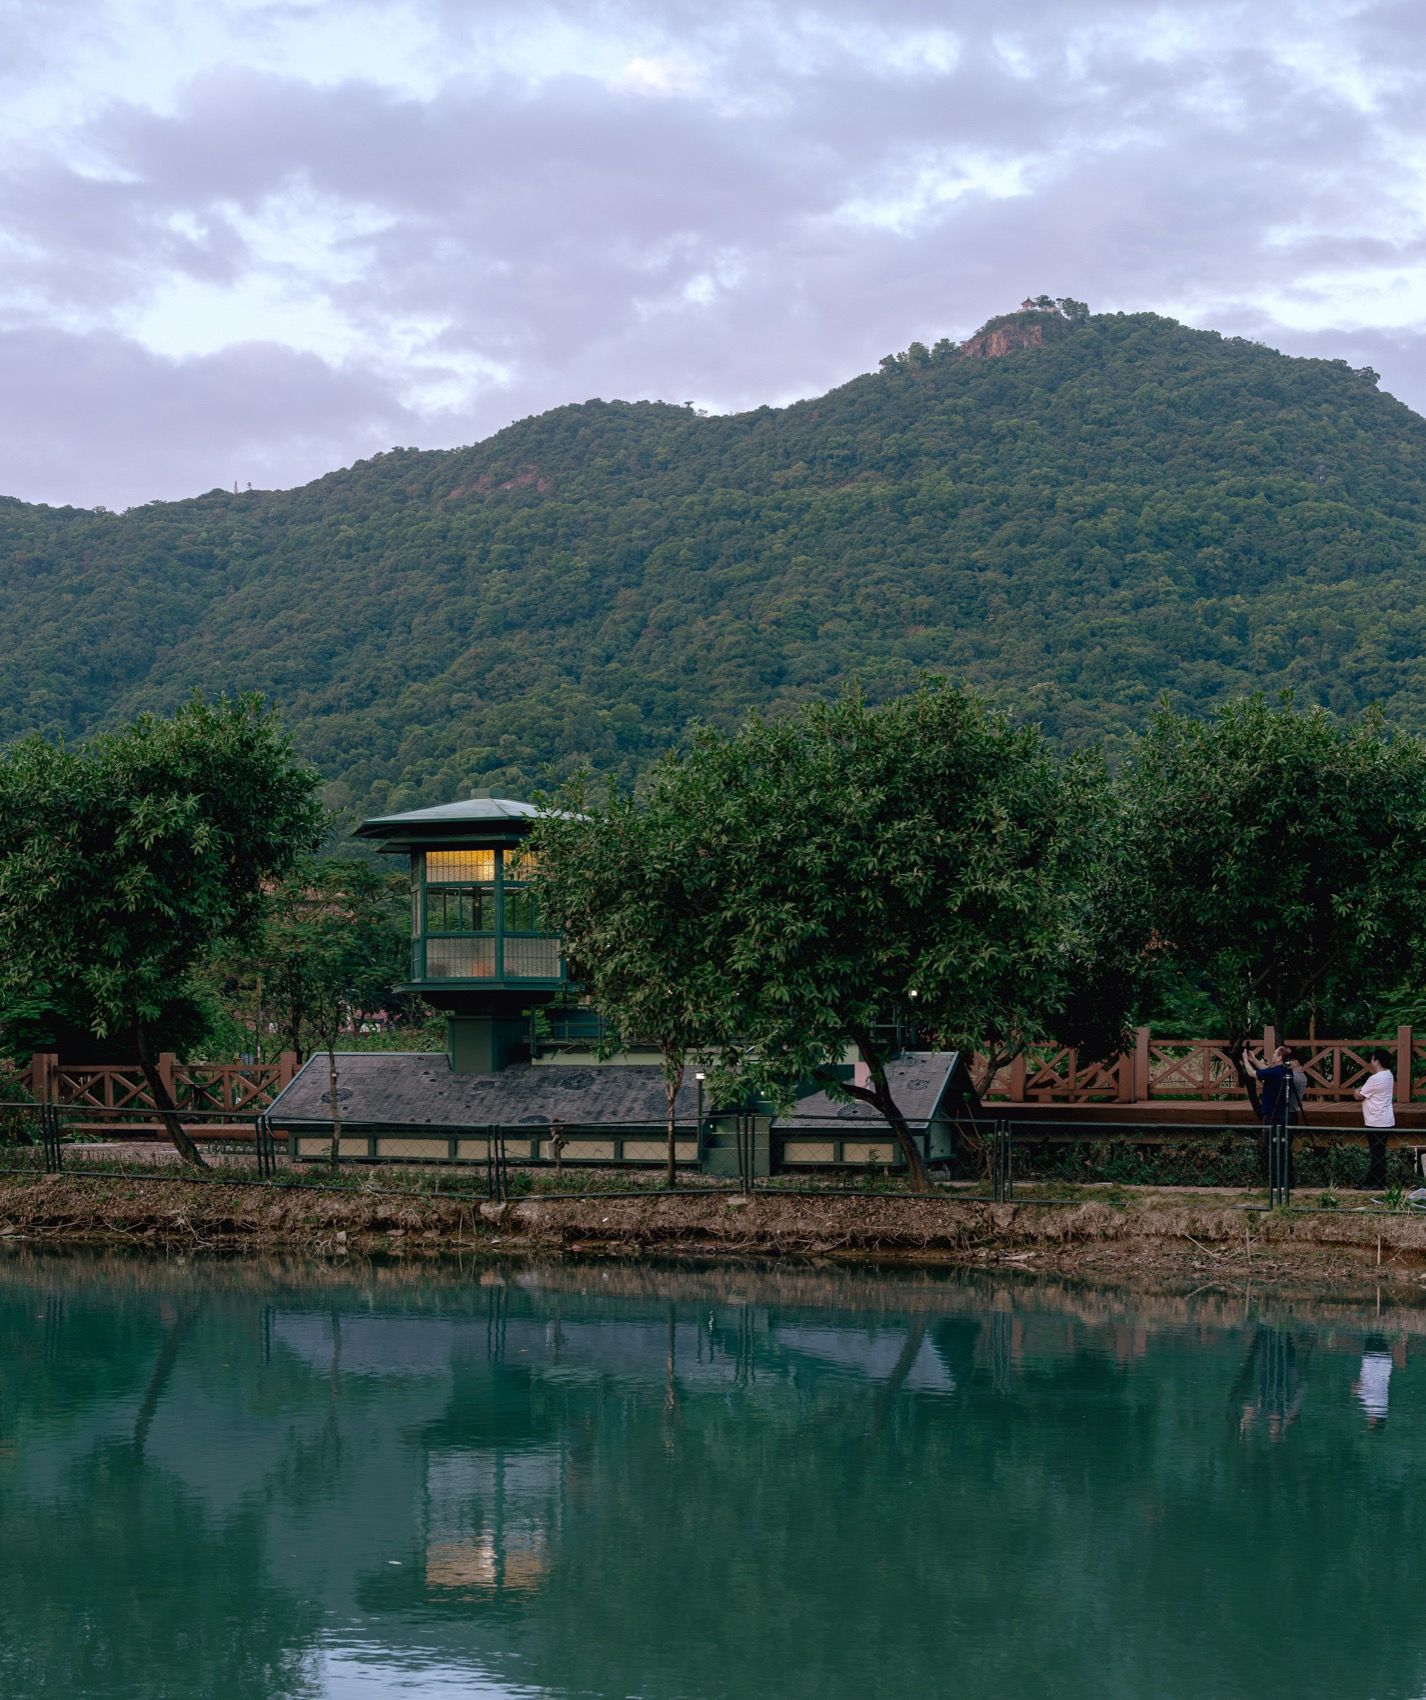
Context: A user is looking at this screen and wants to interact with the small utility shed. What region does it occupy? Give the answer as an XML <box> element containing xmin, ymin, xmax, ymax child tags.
<box><xmin>770</xmin><ymin>1052</ymin><xmax>981</xmax><ymax>1168</ymax></box>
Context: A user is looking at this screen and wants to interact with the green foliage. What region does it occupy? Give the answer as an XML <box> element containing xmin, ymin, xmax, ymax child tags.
<box><xmin>530</xmin><ymin>778</ymin><xmax>734</xmax><ymax>1069</ymax></box>
<box><xmin>213</xmin><ymin>857</ymin><xmax>411</xmax><ymax>1063</ymax></box>
<box><xmin>1111</xmin><ymin>694</ymin><xmax>1426</xmax><ymax>1044</ymax></box>
<box><xmin>534</xmin><ymin>683</ymin><xmax>1121</xmax><ymax>1187</ymax></box>
<box><xmin>1011</xmin><ymin>1136</ymin><xmax>1415</xmax><ymax>1192</ymax></box>
<box><xmin>0</xmin><ymin>695</ymin><xmax>323</xmax><ymax>1052</ymax></box>
<box><xmin>1</xmin><ymin>312</ymin><xmax>1424</xmax><ymax>812</ymax></box>
<box><xmin>699</xmin><ymin>685</ymin><xmax>1114</xmax><ymax>1084</ymax></box>
<box><xmin>530</xmin><ymin>778</ymin><xmax>737</xmax><ymax>1182</ymax></box>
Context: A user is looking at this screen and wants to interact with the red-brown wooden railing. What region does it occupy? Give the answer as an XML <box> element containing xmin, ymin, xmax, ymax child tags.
<box><xmin>977</xmin><ymin>1028</ymin><xmax>1420</xmax><ymax>1106</ymax></box>
<box><xmin>20</xmin><ymin>1053</ymin><xmax>298</xmax><ymax>1116</ymax></box>
<box><xmin>13</xmin><ymin>1035</ymin><xmax>1422</xmax><ymax>1114</ymax></box>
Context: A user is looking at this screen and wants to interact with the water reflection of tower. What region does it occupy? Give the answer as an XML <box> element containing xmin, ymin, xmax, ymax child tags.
<box><xmin>423</xmin><ymin>1447</ymin><xmax>564</xmax><ymax>1597</ymax></box>
<box><xmin>420</xmin><ymin>1283</ymin><xmax>565</xmax><ymax>1601</ymax></box>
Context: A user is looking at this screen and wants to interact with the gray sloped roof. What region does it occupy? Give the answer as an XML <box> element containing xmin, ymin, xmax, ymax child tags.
<box><xmin>357</xmin><ymin>796</ymin><xmax>542</xmax><ymax>830</ymax></box>
<box><xmin>268</xmin><ymin>1052</ymin><xmax>698</xmax><ymax>1129</ymax></box>
<box><xmin>771</xmin><ymin>1052</ymin><xmax>972</xmax><ymax>1131</ymax></box>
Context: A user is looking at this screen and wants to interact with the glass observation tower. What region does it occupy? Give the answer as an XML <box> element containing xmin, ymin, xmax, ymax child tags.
<box><xmin>354</xmin><ymin>792</ymin><xmax>567</xmax><ymax>1073</ymax></box>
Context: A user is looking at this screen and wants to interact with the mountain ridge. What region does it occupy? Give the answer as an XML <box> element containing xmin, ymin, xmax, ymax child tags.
<box><xmin>1</xmin><ymin>308</ymin><xmax>1423</xmax><ymax>816</ymax></box>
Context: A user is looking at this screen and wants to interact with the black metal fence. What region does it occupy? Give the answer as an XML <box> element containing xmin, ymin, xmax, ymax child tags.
<box><xmin>990</xmin><ymin>1122</ymin><xmax>1422</xmax><ymax>1197</ymax></box>
<box><xmin>1</xmin><ymin>1100</ymin><xmax>1421</xmax><ymax>1208</ymax></box>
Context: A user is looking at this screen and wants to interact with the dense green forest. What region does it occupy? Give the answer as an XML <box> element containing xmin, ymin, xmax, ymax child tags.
<box><xmin>0</xmin><ymin>307</ymin><xmax>1420</xmax><ymax>815</ymax></box>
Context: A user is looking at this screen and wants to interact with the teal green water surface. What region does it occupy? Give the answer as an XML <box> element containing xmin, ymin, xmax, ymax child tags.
<box><xmin>1</xmin><ymin>1249</ymin><xmax>1423</xmax><ymax>1699</ymax></box>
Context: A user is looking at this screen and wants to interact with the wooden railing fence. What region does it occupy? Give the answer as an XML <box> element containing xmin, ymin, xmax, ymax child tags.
<box><xmin>10</xmin><ymin>1033</ymin><xmax>1426</xmax><ymax>1115</ymax></box>
<box><xmin>18</xmin><ymin>1053</ymin><xmax>298</xmax><ymax>1117</ymax></box>
<box><xmin>976</xmin><ymin>1027</ymin><xmax>1421</xmax><ymax>1106</ymax></box>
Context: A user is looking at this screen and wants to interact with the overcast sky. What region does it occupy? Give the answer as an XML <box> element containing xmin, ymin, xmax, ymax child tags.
<box><xmin>2</xmin><ymin>0</ymin><xmax>1424</xmax><ymax>509</ymax></box>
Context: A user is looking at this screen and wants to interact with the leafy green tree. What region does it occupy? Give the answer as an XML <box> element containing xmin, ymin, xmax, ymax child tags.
<box><xmin>544</xmin><ymin>684</ymin><xmax>1120</xmax><ymax>1192</ymax></box>
<box><xmin>217</xmin><ymin>858</ymin><xmax>409</xmax><ymax>1064</ymax></box>
<box><xmin>1112</xmin><ymin>694</ymin><xmax>1426</xmax><ymax>1094</ymax></box>
<box><xmin>530</xmin><ymin>783</ymin><xmax>734</xmax><ymax>1186</ymax></box>
<box><xmin>0</xmin><ymin>696</ymin><xmax>322</xmax><ymax>1165</ymax></box>
<box><xmin>218</xmin><ymin>857</ymin><xmax>409</xmax><ymax>1162</ymax></box>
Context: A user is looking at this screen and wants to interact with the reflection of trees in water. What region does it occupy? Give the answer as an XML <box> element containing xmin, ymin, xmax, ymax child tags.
<box><xmin>415</xmin><ymin>1308</ymin><xmax>1426</xmax><ymax>1700</ymax></box>
<box><xmin>131</xmin><ymin>1302</ymin><xmax>200</xmax><ymax>1462</ymax></box>
<box><xmin>0</xmin><ymin>1454</ymin><xmax>320</xmax><ymax>1699</ymax></box>
<box><xmin>0</xmin><ymin>1290</ymin><xmax>318</xmax><ymax>1700</ymax></box>
<box><xmin>5</xmin><ymin>1256</ymin><xmax>1426</xmax><ymax>1700</ymax></box>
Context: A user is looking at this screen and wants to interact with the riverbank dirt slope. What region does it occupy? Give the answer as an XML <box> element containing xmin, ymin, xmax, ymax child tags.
<box><xmin>4</xmin><ymin>1173</ymin><xmax>1426</xmax><ymax>1283</ymax></box>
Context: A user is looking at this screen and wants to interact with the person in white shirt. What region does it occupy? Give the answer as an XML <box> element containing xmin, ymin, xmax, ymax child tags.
<box><xmin>1355</xmin><ymin>1049</ymin><xmax>1396</xmax><ymax>1129</ymax></box>
<box><xmin>1356</xmin><ymin>1048</ymin><xmax>1396</xmax><ymax>1191</ymax></box>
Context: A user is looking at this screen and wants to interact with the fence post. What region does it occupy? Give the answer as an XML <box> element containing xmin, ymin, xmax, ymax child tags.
<box><xmin>1267</xmin><ymin>1101</ymin><xmax>1292</xmax><ymax>1210</ymax></box>
<box><xmin>1263</xmin><ymin>1024</ymin><xmax>1278</xmax><ymax>1059</ymax></box>
<box><xmin>31</xmin><ymin>1052</ymin><xmax>56</xmax><ymax>1104</ymax></box>
<box><xmin>42</xmin><ymin>1104</ymin><xmax>62</xmax><ymax>1174</ymax></box>
<box><xmin>1117</xmin><ymin>1053</ymin><xmax>1133</xmax><ymax>1103</ymax></box>
<box><xmin>255</xmin><ymin>1113</ymin><xmax>275</xmax><ymax>1179</ymax></box>
<box><xmin>486</xmin><ymin>1126</ymin><xmax>508</xmax><ymax>1202</ymax></box>
<box><xmin>1134</xmin><ymin>1027</ymin><xmax>1151</xmax><ymax>1102</ymax></box>
<box><xmin>159</xmin><ymin>1052</ymin><xmax>176</xmax><ymax>1103</ymax></box>
<box><xmin>1009</xmin><ymin>1055</ymin><xmax>1026</xmax><ymax>1104</ymax></box>
<box><xmin>278</xmin><ymin>1051</ymin><xmax>297</xmax><ymax>1089</ymax></box>
<box><xmin>991</xmin><ymin>1120</ymin><xmax>1013</xmax><ymax>1203</ymax></box>
<box><xmin>1397</xmin><ymin>1026</ymin><xmax>1413</xmax><ymax>1105</ymax></box>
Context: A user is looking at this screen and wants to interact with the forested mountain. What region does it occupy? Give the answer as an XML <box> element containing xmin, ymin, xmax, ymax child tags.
<box><xmin>1</xmin><ymin>308</ymin><xmax>1421</xmax><ymax>816</ymax></box>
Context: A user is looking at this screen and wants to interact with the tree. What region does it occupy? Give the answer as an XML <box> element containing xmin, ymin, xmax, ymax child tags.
<box><xmin>544</xmin><ymin>683</ymin><xmax>1119</xmax><ymax>1193</ymax></box>
<box><xmin>0</xmin><ymin>696</ymin><xmax>323</xmax><ymax>1165</ymax></box>
<box><xmin>218</xmin><ymin>859</ymin><xmax>410</xmax><ymax>1064</ymax></box>
<box><xmin>709</xmin><ymin>686</ymin><xmax>1123</xmax><ymax>1189</ymax></box>
<box><xmin>1112</xmin><ymin>694</ymin><xmax>1426</xmax><ymax>1113</ymax></box>
<box><xmin>217</xmin><ymin>858</ymin><xmax>410</xmax><ymax>1164</ymax></box>
<box><xmin>529</xmin><ymin>782</ymin><xmax>734</xmax><ymax>1187</ymax></box>
<box><xmin>231</xmin><ymin>856</ymin><xmax>407</xmax><ymax>1162</ymax></box>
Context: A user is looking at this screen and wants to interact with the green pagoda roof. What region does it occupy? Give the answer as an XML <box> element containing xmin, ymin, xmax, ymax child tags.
<box><xmin>354</xmin><ymin>792</ymin><xmax>546</xmax><ymax>848</ymax></box>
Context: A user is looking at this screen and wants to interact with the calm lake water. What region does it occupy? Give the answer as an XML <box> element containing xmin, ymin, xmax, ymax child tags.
<box><xmin>1</xmin><ymin>1249</ymin><xmax>1423</xmax><ymax>1700</ymax></box>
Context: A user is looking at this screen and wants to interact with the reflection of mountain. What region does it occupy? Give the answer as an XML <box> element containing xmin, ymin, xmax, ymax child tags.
<box><xmin>2</xmin><ymin>1254</ymin><xmax>1426</xmax><ymax>1700</ymax></box>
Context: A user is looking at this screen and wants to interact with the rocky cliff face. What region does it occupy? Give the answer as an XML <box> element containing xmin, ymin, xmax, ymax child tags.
<box><xmin>960</xmin><ymin>317</ymin><xmax>1049</xmax><ymax>359</ymax></box>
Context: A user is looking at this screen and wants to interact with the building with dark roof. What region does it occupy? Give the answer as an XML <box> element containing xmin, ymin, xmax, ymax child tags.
<box><xmin>272</xmin><ymin>792</ymin><xmax>981</xmax><ymax>1173</ymax></box>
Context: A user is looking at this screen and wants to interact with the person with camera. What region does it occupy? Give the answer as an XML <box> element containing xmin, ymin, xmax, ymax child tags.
<box><xmin>1241</xmin><ymin>1041</ymin><xmax>1307</xmax><ymax>1191</ymax></box>
<box><xmin>1241</xmin><ymin>1042</ymin><xmax>1307</xmax><ymax>1125</ymax></box>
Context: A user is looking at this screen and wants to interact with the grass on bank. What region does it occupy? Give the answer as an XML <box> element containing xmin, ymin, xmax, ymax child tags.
<box><xmin>1</xmin><ymin>1146</ymin><xmax>1422</xmax><ymax>1219</ymax></box>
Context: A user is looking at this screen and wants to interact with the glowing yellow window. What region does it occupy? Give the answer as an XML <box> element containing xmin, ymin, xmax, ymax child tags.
<box><xmin>426</xmin><ymin>850</ymin><xmax>496</xmax><ymax>884</ymax></box>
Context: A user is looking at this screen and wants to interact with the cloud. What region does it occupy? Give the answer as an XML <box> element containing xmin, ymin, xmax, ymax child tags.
<box><xmin>0</xmin><ymin>327</ymin><xmax>412</xmax><ymax>508</ymax></box>
<box><xmin>1</xmin><ymin>0</ymin><xmax>1425</xmax><ymax>506</ymax></box>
